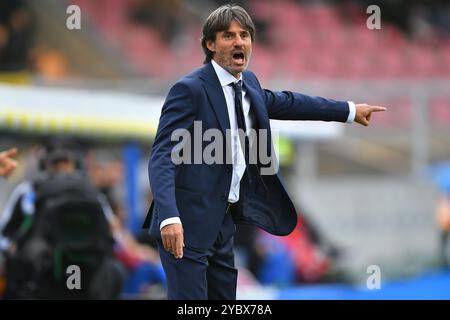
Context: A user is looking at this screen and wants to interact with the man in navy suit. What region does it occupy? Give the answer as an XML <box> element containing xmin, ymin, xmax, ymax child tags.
<box><xmin>145</xmin><ymin>4</ymin><xmax>386</xmax><ymax>300</ymax></box>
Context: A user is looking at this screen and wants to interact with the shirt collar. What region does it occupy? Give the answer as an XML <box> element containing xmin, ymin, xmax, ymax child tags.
<box><xmin>211</xmin><ymin>59</ymin><xmax>243</xmax><ymax>87</ymax></box>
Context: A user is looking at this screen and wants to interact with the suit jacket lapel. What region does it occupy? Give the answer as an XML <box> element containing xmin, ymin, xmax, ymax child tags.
<box><xmin>200</xmin><ymin>63</ymin><xmax>230</xmax><ymax>135</ymax></box>
<box><xmin>243</xmin><ymin>81</ymin><xmax>270</xmax><ymax>131</ymax></box>
<box><xmin>243</xmin><ymin>79</ymin><xmax>272</xmax><ymax>158</ymax></box>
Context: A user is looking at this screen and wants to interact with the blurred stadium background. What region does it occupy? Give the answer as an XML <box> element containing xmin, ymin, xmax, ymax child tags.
<box><xmin>0</xmin><ymin>0</ymin><xmax>449</xmax><ymax>299</ymax></box>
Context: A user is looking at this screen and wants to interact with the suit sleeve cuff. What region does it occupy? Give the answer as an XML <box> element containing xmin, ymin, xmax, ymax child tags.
<box><xmin>160</xmin><ymin>217</ymin><xmax>182</xmax><ymax>230</ymax></box>
<box><xmin>346</xmin><ymin>101</ymin><xmax>356</xmax><ymax>123</ymax></box>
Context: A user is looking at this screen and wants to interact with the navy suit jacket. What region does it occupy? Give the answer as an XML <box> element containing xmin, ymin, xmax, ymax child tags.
<box><xmin>144</xmin><ymin>62</ymin><xmax>349</xmax><ymax>250</ymax></box>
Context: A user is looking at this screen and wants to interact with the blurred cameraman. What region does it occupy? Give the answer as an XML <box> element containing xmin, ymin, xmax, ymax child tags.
<box><xmin>0</xmin><ymin>138</ymin><xmax>125</xmax><ymax>299</ymax></box>
<box><xmin>0</xmin><ymin>140</ymin><xmax>90</xmax><ymax>251</ymax></box>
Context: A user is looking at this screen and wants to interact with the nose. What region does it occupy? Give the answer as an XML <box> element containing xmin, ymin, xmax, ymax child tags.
<box><xmin>234</xmin><ymin>35</ymin><xmax>244</xmax><ymax>47</ymax></box>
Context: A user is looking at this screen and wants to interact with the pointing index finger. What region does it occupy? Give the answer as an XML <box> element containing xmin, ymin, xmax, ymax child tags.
<box><xmin>1</xmin><ymin>148</ymin><xmax>18</xmax><ymax>158</ymax></box>
<box><xmin>371</xmin><ymin>106</ymin><xmax>387</xmax><ymax>112</ymax></box>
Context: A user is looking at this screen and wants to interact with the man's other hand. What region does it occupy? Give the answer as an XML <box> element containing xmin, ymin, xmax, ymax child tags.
<box><xmin>0</xmin><ymin>148</ymin><xmax>18</xmax><ymax>178</ymax></box>
<box><xmin>355</xmin><ymin>104</ymin><xmax>387</xmax><ymax>126</ymax></box>
<box><xmin>161</xmin><ymin>223</ymin><xmax>184</xmax><ymax>259</ymax></box>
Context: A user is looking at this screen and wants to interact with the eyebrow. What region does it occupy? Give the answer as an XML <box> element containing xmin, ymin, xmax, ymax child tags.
<box><xmin>223</xmin><ymin>30</ymin><xmax>249</xmax><ymax>35</ymax></box>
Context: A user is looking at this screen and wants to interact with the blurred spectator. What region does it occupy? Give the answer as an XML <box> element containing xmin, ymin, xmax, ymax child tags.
<box><xmin>31</xmin><ymin>46</ymin><xmax>69</xmax><ymax>81</ymax></box>
<box><xmin>253</xmin><ymin>211</ymin><xmax>346</xmax><ymax>286</ymax></box>
<box><xmin>0</xmin><ymin>0</ymin><xmax>34</xmax><ymax>72</ymax></box>
<box><xmin>128</xmin><ymin>0</ymin><xmax>186</xmax><ymax>44</ymax></box>
<box><xmin>110</xmin><ymin>214</ymin><xmax>166</xmax><ymax>298</ymax></box>
<box><xmin>430</xmin><ymin>162</ymin><xmax>450</xmax><ymax>269</ymax></box>
<box><xmin>86</xmin><ymin>151</ymin><xmax>124</xmax><ymax>216</ymax></box>
<box><xmin>86</xmin><ymin>151</ymin><xmax>166</xmax><ymax>298</ymax></box>
<box><xmin>436</xmin><ymin>194</ymin><xmax>450</xmax><ymax>268</ymax></box>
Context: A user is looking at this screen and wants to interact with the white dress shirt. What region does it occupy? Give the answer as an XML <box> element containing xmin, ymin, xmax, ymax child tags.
<box><xmin>211</xmin><ymin>59</ymin><xmax>253</xmax><ymax>204</ymax></box>
<box><xmin>160</xmin><ymin>60</ymin><xmax>355</xmax><ymax>230</ymax></box>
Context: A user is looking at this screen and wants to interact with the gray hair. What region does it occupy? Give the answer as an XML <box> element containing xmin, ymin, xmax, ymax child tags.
<box><xmin>201</xmin><ymin>4</ymin><xmax>255</xmax><ymax>64</ymax></box>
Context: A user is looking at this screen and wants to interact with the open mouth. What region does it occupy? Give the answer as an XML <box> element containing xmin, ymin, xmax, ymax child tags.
<box><xmin>232</xmin><ymin>52</ymin><xmax>245</xmax><ymax>65</ymax></box>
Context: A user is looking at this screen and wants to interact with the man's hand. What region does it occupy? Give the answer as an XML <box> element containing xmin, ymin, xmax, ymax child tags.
<box><xmin>161</xmin><ymin>223</ymin><xmax>184</xmax><ymax>259</ymax></box>
<box><xmin>0</xmin><ymin>148</ymin><xmax>18</xmax><ymax>178</ymax></box>
<box><xmin>355</xmin><ymin>103</ymin><xmax>387</xmax><ymax>126</ymax></box>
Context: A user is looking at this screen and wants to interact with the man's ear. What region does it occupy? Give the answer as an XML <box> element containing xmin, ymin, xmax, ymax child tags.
<box><xmin>206</xmin><ymin>40</ymin><xmax>215</xmax><ymax>53</ymax></box>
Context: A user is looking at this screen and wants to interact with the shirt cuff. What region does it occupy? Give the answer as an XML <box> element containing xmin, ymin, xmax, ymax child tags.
<box><xmin>160</xmin><ymin>217</ymin><xmax>182</xmax><ymax>230</ymax></box>
<box><xmin>346</xmin><ymin>101</ymin><xmax>356</xmax><ymax>123</ymax></box>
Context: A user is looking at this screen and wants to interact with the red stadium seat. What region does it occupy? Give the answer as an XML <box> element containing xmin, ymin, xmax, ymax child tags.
<box><xmin>67</xmin><ymin>0</ymin><xmax>450</xmax><ymax>81</ymax></box>
<box><xmin>430</xmin><ymin>98</ymin><xmax>450</xmax><ymax>127</ymax></box>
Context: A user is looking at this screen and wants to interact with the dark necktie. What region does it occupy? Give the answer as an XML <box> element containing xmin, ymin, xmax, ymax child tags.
<box><xmin>230</xmin><ymin>80</ymin><xmax>261</xmax><ymax>189</ymax></box>
<box><xmin>230</xmin><ymin>81</ymin><xmax>250</xmax><ymax>165</ymax></box>
<box><xmin>230</xmin><ymin>81</ymin><xmax>267</xmax><ymax>196</ymax></box>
